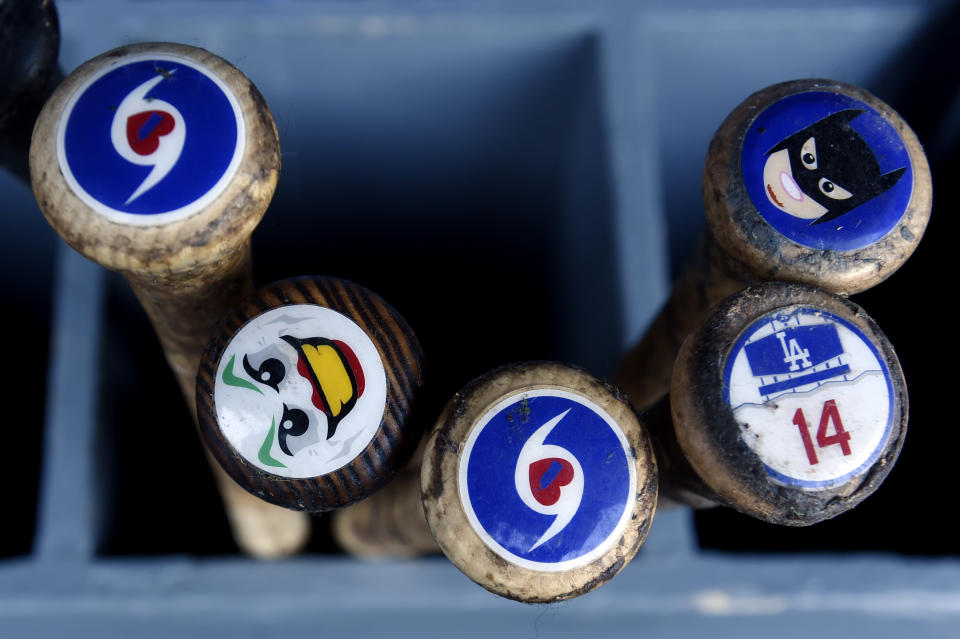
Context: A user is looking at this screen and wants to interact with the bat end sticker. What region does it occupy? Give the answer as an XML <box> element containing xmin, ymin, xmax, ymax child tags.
<box><xmin>724</xmin><ymin>307</ymin><xmax>894</xmax><ymax>490</ymax></box>
<box><xmin>56</xmin><ymin>53</ymin><xmax>245</xmax><ymax>225</ymax></box>
<box><xmin>742</xmin><ymin>92</ymin><xmax>912</xmax><ymax>251</ymax></box>
<box><xmin>458</xmin><ymin>390</ymin><xmax>636</xmax><ymax>572</ymax></box>
<box><xmin>214</xmin><ymin>306</ymin><xmax>387</xmax><ymax>479</ymax></box>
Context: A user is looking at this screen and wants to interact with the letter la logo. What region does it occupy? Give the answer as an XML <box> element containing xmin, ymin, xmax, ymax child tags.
<box><xmin>776</xmin><ymin>330</ymin><xmax>812</xmax><ymax>371</ymax></box>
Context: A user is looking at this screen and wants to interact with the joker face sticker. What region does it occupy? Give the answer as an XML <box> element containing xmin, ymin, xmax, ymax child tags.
<box><xmin>214</xmin><ymin>306</ymin><xmax>387</xmax><ymax>478</ymax></box>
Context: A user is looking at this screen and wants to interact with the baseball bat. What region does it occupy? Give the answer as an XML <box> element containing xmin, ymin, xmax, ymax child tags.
<box><xmin>653</xmin><ymin>281</ymin><xmax>907</xmax><ymax>525</ymax></box>
<box><xmin>196</xmin><ymin>276</ymin><xmax>425</xmax><ymax>513</ymax></box>
<box><xmin>421</xmin><ymin>361</ymin><xmax>657</xmax><ymax>602</ymax></box>
<box><xmin>331</xmin><ymin>443</ymin><xmax>439</xmax><ymax>559</ymax></box>
<box><xmin>30</xmin><ymin>42</ymin><xmax>309</xmax><ymax>557</ymax></box>
<box><xmin>1</xmin><ymin>0</ymin><xmax>62</xmax><ymax>182</ymax></box>
<box><xmin>334</xmin><ymin>362</ymin><xmax>659</xmax><ymax>598</ymax></box>
<box><xmin>339</xmin><ymin>279</ymin><xmax>904</xmax><ymax>567</ymax></box>
<box><xmin>616</xmin><ymin>79</ymin><xmax>931</xmax><ymax>411</ymax></box>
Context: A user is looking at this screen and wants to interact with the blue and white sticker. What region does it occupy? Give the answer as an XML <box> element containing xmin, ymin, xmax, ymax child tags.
<box><xmin>56</xmin><ymin>53</ymin><xmax>245</xmax><ymax>225</ymax></box>
<box><xmin>458</xmin><ymin>389</ymin><xmax>637</xmax><ymax>572</ymax></box>
<box><xmin>724</xmin><ymin>307</ymin><xmax>895</xmax><ymax>490</ymax></box>
<box><xmin>742</xmin><ymin>91</ymin><xmax>912</xmax><ymax>251</ymax></box>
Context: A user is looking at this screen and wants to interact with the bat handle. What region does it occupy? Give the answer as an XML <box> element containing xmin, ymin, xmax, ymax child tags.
<box><xmin>124</xmin><ymin>244</ymin><xmax>311</xmax><ymax>558</ymax></box>
<box><xmin>125</xmin><ymin>244</ymin><xmax>256</xmax><ymax>393</ymax></box>
<box><xmin>332</xmin><ymin>468</ymin><xmax>438</xmax><ymax>558</ymax></box>
<box><xmin>641</xmin><ymin>394</ymin><xmax>721</xmax><ymax>510</ymax></box>
<box><xmin>615</xmin><ymin>232</ymin><xmax>752</xmax><ymax>412</ymax></box>
<box><xmin>209</xmin><ymin>457</ymin><xmax>311</xmax><ymax>558</ymax></box>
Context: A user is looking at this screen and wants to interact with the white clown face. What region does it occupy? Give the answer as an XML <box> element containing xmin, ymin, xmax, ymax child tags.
<box><xmin>214</xmin><ymin>306</ymin><xmax>387</xmax><ymax>478</ymax></box>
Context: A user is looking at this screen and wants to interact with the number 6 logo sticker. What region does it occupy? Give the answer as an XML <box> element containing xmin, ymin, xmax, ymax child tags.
<box><xmin>724</xmin><ymin>306</ymin><xmax>895</xmax><ymax>489</ymax></box>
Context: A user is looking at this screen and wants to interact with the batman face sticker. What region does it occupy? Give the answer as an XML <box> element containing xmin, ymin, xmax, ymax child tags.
<box><xmin>214</xmin><ymin>306</ymin><xmax>387</xmax><ymax>478</ymax></box>
<box><xmin>762</xmin><ymin>109</ymin><xmax>905</xmax><ymax>225</ymax></box>
<box><xmin>742</xmin><ymin>92</ymin><xmax>913</xmax><ymax>251</ymax></box>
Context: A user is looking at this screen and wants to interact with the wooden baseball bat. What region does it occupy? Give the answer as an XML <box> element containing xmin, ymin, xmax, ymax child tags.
<box><xmin>616</xmin><ymin>79</ymin><xmax>931</xmax><ymax>411</ymax></box>
<box><xmin>655</xmin><ymin>281</ymin><xmax>907</xmax><ymax>525</ymax></box>
<box><xmin>196</xmin><ymin>276</ymin><xmax>425</xmax><ymax>513</ymax></box>
<box><xmin>30</xmin><ymin>42</ymin><xmax>309</xmax><ymax>557</ymax></box>
<box><xmin>336</xmin><ymin>361</ymin><xmax>658</xmax><ymax>600</ymax></box>
<box><xmin>333</xmin><ymin>78</ymin><xmax>929</xmax><ymax>558</ymax></box>
<box><xmin>421</xmin><ymin>361</ymin><xmax>657</xmax><ymax>602</ymax></box>
<box><xmin>336</xmin><ymin>279</ymin><xmax>905</xmax><ymax>566</ymax></box>
<box><xmin>1</xmin><ymin>0</ymin><xmax>62</xmax><ymax>182</ymax></box>
<box><xmin>331</xmin><ymin>442</ymin><xmax>439</xmax><ymax>559</ymax></box>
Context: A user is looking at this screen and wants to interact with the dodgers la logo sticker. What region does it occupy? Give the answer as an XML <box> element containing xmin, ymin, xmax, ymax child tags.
<box><xmin>214</xmin><ymin>306</ymin><xmax>387</xmax><ymax>479</ymax></box>
<box><xmin>724</xmin><ymin>306</ymin><xmax>895</xmax><ymax>489</ymax></box>
<box><xmin>459</xmin><ymin>390</ymin><xmax>636</xmax><ymax>571</ymax></box>
<box><xmin>741</xmin><ymin>92</ymin><xmax>912</xmax><ymax>251</ymax></box>
<box><xmin>56</xmin><ymin>54</ymin><xmax>245</xmax><ymax>224</ymax></box>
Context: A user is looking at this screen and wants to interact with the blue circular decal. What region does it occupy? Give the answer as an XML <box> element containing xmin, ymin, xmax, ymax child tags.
<box><xmin>723</xmin><ymin>307</ymin><xmax>895</xmax><ymax>490</ymax></box>
<box><xmin>459</xmin><ymin>390</ymin><xmax>636</xmax><ymax>571</ymax></box>
<box><xmin>56</xmin><ymin>54</ymin><xmax>245</xmax><ymax>224</ymax></box>
<box><xmin>742</xmin><ymin>91</ymin><xmax>912</xmax><ymax>251</ymax></box>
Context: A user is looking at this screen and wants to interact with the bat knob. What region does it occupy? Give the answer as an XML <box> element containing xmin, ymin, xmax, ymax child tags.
<box><xmin>197</xmin><ymin>276</ymin><xmax>425</xmax><ymax>513</ymax></box>
<box><xmin>705</xmin><ymin>79</ymin><xmax>931</xmax><ymax>295</ymax></box>
<box><xmin>671</xmin><ymin>282</ymin><xmax>907</xmax><ymax>525</ymax></box>
<box><xmin>29</xmin><ymin>41</ymin><xmax>278</xmax><ymax>277</ymax></box>
<box><xmin>421</xmin><ymin>361</ymin><xmax>658</xmax><ymax>603</ymax></box>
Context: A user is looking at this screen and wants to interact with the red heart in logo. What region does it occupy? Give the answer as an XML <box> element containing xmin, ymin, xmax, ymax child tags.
<box><xmin>126</xmin><ymin>110</ymin><xmax>175</xmax><ymax>155</ymax></box>
<box><xmin>529</xmin><ymin>458</ymin><xmax>574</xmax><ymax>506</ymax></box>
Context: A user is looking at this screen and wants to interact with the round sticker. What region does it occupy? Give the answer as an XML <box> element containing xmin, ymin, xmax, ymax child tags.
<box><xmin>741</xmin><ymin>91</ymin><xmax>912</xmax><ymax>251</ymax></box>
<box><xmin>214</xmin><ymin>305</ymin><xmax>387</xmax><ymax>479</ymax></box>
<box><xmin>57</xmin><ymin>53</ymin><xmax>245</xmax><ymax>225</ymax></box>
<box><xmin>459</xmin><ymin>390</ymin><xmax>637</xmax><ymax>572</ymax></box>
<box><xmin>724</xmin><ymin>306</ymin><xmax>894</xmax><ymax>489</ymax></box>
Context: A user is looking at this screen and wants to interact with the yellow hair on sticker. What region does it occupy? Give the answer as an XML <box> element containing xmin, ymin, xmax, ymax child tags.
<box><xmin>302</xmin><ymin>344</ymin><xmax>353</xmax><ymax>417</ymax></box>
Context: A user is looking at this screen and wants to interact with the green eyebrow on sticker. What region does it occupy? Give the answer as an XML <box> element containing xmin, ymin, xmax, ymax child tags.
<box><xmin>222</xmin><ymin>354</ymin><xmax>262</xmax><ymax>394</ymax></box>
<box><xmin>258</xmin><ymin>417</ymin><xmax>286</xmax><ymax>468</ymax></box>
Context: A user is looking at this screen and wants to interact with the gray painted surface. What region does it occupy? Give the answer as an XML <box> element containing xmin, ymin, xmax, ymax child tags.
<box><xmin>3</xmin><ymin>1</ymin><xmax>958</xmax><ymax>636</ymax></box>
<box><xmin>34</xmin><ymin>247</ymin><xmax>105</xmax><ymax>564</ymax></box>
<box><xmin>2</xmin><ymin>548</ymin><xmax>960</xmax><ymax>636</ymax></box>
